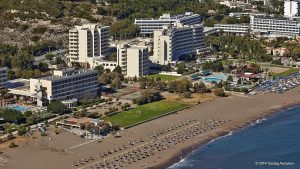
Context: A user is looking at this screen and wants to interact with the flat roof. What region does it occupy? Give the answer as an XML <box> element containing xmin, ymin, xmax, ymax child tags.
<box><xmin>41</xmin><ymin>69</ymin><xmax>97</xmax><ymax>81</ymax></box>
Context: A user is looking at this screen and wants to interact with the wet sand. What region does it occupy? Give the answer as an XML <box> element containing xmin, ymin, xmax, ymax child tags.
<box><xmin>1</xmin><ymin>86</ymin><xmax>300</xmax><ymax>169</ymax></box>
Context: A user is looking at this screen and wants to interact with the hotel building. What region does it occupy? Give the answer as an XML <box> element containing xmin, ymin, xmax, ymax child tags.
<box><xmin>67</xmin><ymin>24</ymin><xmax>110</xmax><ymax>68</ymax></box>
<box><xmin>135</xmin><ymin>12</ymin><xmax>201</xmax><ymax>35</ymax></box>
<box><xmin>117</xmin><ymin>44</ymin><xmax>149</xmax><ymax>77</ymax></box>
<box><xmin>284</xmin><ymin>0</ymin><xmax>300</xmax><ymax>18</ymax></box>
<box><xmin>9</xmin><ymin>68</ymin><xmax>98</xmax><ymax>107</ymax></box>
<box><xmin>214</xmin><ymin>24</ymin><xmax>250</xmax><ymax>34</ymax></box>
<box><xmin>152</xmin><ymin>23</ymin><xmax>205</xmax><ymax>65</ymax></box>
<box><xmin>250</xmin><ymin>16</ymin><xmax>300</xmax><ymax>37</ymax></box>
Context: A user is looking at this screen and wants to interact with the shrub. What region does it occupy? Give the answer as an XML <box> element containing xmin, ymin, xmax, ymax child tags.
<box><xmin>9</xmin><ymin>142</ymin><xmax>18</xmax><ymax>148</ymax></box>
<box><xmin>47</xmin><ymin>101</ymin><xmax>69</xmax><ymax>115</ymax></box>
<box><xmin>6</xmin><ymin>132</ymin><xmax>14</xmax><ymax>141</ymax></box>
<box><xmin>214</xmin><ymin>88</ymin><xmax>226</xmax><ymax>97</ymax></box>
<box><xmin>132</xmin><ymin>90</ymin><xmax>163</xmax><ymax>105</ymax></box>
<box><xmin>17</xmin><ymin>127</ymin><xmax>27</xmax><ymax>136</ymax></box>
<box><xmin>182</xmin><ymin>91</ymin><xmax>192</xmax><ymax>98</ymax></box>
<box><xmin>32</xmin><ymin>26</ymin><xmax>48</xmax><ymax>34</ymax></box>
<box><xmin>241</xmin><ymin>87</ymin><xmax>249</xmax><ymax>93</ymax></box>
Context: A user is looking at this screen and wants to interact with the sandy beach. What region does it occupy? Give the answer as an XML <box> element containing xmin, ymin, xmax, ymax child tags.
<box><xmin>1</xmin><ymin>86</ymin><xmax>300</xmax><ymax>169</ymax></box>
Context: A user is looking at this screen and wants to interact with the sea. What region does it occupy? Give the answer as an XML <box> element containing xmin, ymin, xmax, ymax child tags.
<box><xmin>168</xmin><ymin>105</ymin><xmax>300</xmax><ymax>169</ymax></box>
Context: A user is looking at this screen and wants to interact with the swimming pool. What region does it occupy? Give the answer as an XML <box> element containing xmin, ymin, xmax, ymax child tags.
<box><xmin>203</xmin><ymin>74</ymin><xmax>228</xmax><ymax>83</ymax></box>
<box><xmin>9</xmin><ymin>105</ymin><xmax>30</xmax><ymax>112</ymax></box>
<box><xmin>203</xmin><ymin>77</ymin><xmax>223</xmax><ymax>83</ymax></box>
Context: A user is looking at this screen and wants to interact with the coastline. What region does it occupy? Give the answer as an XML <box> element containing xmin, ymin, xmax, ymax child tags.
<box><xmin>3</xmin><ymin>87</ymin><xmax>300</xmax><ymax>169</ymax></box>
<box><xmin>150</xmin><ymin>99</ymin><xmax>300</xmax><ymax>169</ymax></box>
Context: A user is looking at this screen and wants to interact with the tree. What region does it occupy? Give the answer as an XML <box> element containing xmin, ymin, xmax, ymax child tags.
<box><xmin>94</xmin><ymin>65</ymin><xmax>105</xmax><ymax>76</ymax></box>
<box><xmin>38</xmin><ymin>62</ymin><xmax>49</xmax><ymax>72</ymax></box>
<box><xmin>97</xmin><ymin>6</ymin><xmax>108</xmax><ymax>15</ymax></box>
<box><xmin>111</xmin><ymin>77</ymin><xmax>122</xmax><ymax>89</ymax></box>
<box><xmin>193</xmin><ymin>82</ymin><xmax>207</xmax><ymax>93</ymax></box>
<box><xmin>47</xmin><ymin>101</ymin><xmax>68</xmax><ymax>115</ymax></box>
<box><xmin>11</xmin><ymin>51</ymin><xmax>34</xmax><ymax>70</ymax></box>
<box><xmin>168</xmin><ymin>81</ymin><xmax>177</xmax><ymax>93</ymax></box>
<box><xmin>99</xmin><ymin>73</ymin><xmax>111</xmax><ymax>85</ymax></box>
<box><xmin>176</xmin><ymin>63</ymin><xmax>185</xmax><ymax>74</ymax></box>
<box><xmin>45</xmin><ymin>53</ymin><xmax>55</xmax><ymax>61</ymax></box>
<box><xmin>227</xmin><ymin>75</ymin><xmax>233</xmax><ymax>82</ymax></box>
<box><xmin>240</xmin><ymin>15</ymin><xmax>250</xmax><ymax>23</ymax></box>
<box><xmin>24</xmin><ymin>111</ymin><xmax>33</xmax><ymax>118</ymax></box>
<box><xmin>113</xmin><ymin>65</ymin><xmax>122</xmax><ymax>74</ymax></box>
<box><xmin>132</xmin><ymin>90</ymin><xmax>163</xmax><ymax>105</ymax></box>
<box><xmin>176</xmin><ymin>78</ymin><xmax>192</xmax><ymax>93</ymax></box>
<box><xmin>0</xmin><ymin>109</ymin><xmax>25</xmax><ymax>124</ymax></box>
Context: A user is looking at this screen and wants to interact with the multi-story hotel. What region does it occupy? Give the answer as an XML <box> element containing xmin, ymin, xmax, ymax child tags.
<box><xmin>67</xmin><ymin>24</ymin><xmax>110</xmax><ymax>68</ymax></box>
<box><xmin>9</xmin><ymin>68</ymin><xmax>98</xmax><ymax>107</ymax></box>
<box><xmin>214</xmin><ymin>24</ymin><xmax>250</xmax><ymax>34</ymax></box>
<box><xmin>250</xmin><ymin>16</ymin><xmax>300</xmax><ymax>37</ymax></box>
<box><xmin>0</xmin><ymin>67</ymin><xmax>7</xmax><ymax>87</ymax></box>
<box><xmin>117</xmin><ymin>44</ymin><xmax>149</xmax><ymax>77</ymax></box>
<box><xmin>284</xmin><ymin>0</ymin><xmax>300</xmax><ymax>18</ymax></box>
<box><xmin>135</xmin><ymin>12</ymin><xmax>201</xmax><ymax>35</ymax></box>
<box><xmin>152</xmin><ymin>23</ymin><xmax>205</xmax><ymax>65</ymax></box>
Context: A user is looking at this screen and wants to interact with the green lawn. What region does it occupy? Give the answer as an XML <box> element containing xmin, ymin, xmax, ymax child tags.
<box><xmin>147</xmin><ymin>74</ymin><xmax>180</xmax><ymax>81</ymax></box>
<box><xmin>272</xmin><ymin>68</ymin><xmax>300</xmax><ymax>78</ymax></box>
<box><xmin>104</xmin><ymin>101</ymin><xmax>188</xmax><ymax>127</ymax></box>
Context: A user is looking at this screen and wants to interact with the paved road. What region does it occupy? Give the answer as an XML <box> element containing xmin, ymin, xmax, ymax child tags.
<box><xmin>34</xmin><ymin>49</ymin><xmax>65</xmax><ymax>64</ymax></box>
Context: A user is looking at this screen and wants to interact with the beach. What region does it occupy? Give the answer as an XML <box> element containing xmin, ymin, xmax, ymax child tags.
<box><xmin>1</xmin><ymin>86</ymin><xmax>300</xmax><ymax>169</ymax></box>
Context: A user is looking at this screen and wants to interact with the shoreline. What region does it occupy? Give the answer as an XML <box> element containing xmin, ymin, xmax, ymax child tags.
<box><xmin>151</xmin><ymin>100</ymin><xmax>300</xmax><ymax>169</ymax></box>
<box><xmin>3</xmin><ymin>87</ymin><xmax>300</xmax><ymax>169</ymax></box>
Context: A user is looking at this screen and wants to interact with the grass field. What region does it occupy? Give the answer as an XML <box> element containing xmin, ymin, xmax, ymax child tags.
<box><xmin>272</xmin><ymin>68</ymin><xmax>300</xmax><ymax>78</ymax></box>
<box><xmin>147</xmin><ymin>74</ymin><xmax>180</xmax><ymax>81</ymax></box>
<box><xmin>104</xmin><ymin>101</ymin><xmax>188</xmax><ymax>127</ymax></box>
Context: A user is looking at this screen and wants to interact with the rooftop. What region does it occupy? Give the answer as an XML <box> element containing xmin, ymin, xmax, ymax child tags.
<box><xmin>41</xmin><ymin>69</ymin><xmax>97</xmax><ymax>81</ymax></box>
<box><xmin>135</xmin><ymin>12</ymin><xmax>199</xmax><ymax>21</ymax></box>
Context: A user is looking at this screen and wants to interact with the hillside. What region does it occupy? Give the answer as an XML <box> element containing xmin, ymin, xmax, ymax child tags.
<box><xmin>0</xmin><ymin>0</ymin><xmax>232</xmax><ymax>48</ymax></box>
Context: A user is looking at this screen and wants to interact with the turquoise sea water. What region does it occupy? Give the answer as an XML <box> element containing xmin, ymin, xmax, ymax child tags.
<box><xmin>169</xmin><ymin>105</ymin><xmax>300</xmax><ymax>169</ymax></box>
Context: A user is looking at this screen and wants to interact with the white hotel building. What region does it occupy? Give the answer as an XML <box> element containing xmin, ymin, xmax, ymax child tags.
<box><xmin>214</xmin><ymin>24</ymin><xmax>250</xmax><ymax>34</ymax></box>
<box><xmin>135</xmin><ymin>12</ymin><xmax>201</xmax><ymax>35</ymax></box>
<box><xmin>250</xmin><ymin>16</ymin><xmax>300</xmax><ymax>37</ymax></box>
<box><xmin>117</xmin><ymin>44</ymin><xmax>149</xmax><ymax>77</ymax></box>
<box><xmin>284</xmin><ymin>0</ymin><xmax>300</xmax><ymax>18</ymax></box>
<box><xmin>67</xmin><ymin>24</ymin><xmax>110</xmax><ymax>68</ymax></box>
<box><xmin>9</xmin><ymin>68</ymin><xmax>98</xmax><ymax>107</ymax></box>
<box><xmin>152</xmin><ymin>23</ymin><xmax>205</xmax><ymax>65</ymax></box>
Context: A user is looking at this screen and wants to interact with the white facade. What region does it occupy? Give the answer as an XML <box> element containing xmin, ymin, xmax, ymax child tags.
<box><xmin>0</xmin><ymin>67</ymin><xmax>7</xmax><ymax>87</ymax></box>
<box><xmin>135</xmin><ymin>12</ymin><xmax>201</xmax><ymax>35</ymax></box>
<box><xmin>93</xmin><ymin>59</ymin><xmax>117</xmax><ymax>72</ymax></box>
<box><xmin>67</xmin><ymin>24</ymin><xmax>110</xmax><ymax>67</ymax></box>
<box><xmin>117</xmin><ymin>44</ymin><xmax>149</xmax><ymax>77</ymax></box>
<box><xmin>33</xmin><ymin>69</ymin><xmax>98</xmax><ymax>101</ymax></box>
<box><xmin>152</xmin><ymin>23</ymin><xmax>205</xmax><ymax>65</ymax></box>
<box><xmin>229</xmin><ymin>12</ymin><xmax>266</xmax><ymax>18</ymax></box>
<box><xmin>250</xmin><ymin>16</ymin><xmax>300</xmax><ymax>37</ymax></box>
<box><xmin>7</xmin><ymin>68</ymin><xmax>98</xmax><ymax>107</ymax></box>
<box><xmin>214</xmin><ymin>24</ymin><xmax>250</xmax><ymax>34</ymax></box>
<box><xmin>284</xmin><ymin>0</ymin><xmax>300</xmax><ymax>18</ymax></box>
